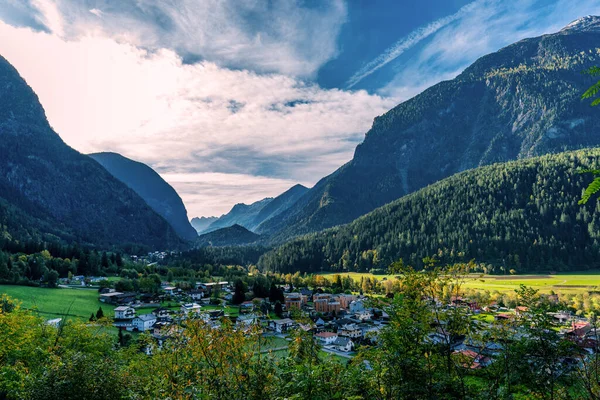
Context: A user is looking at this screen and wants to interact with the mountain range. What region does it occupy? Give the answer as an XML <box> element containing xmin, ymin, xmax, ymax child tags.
<box><xmin>258</xmin><ymin>148</ymin><xmax>600</xmax><ymax>274</ymax></box>
<box><xmin>191</xmin><ymin>216</ymin><xmax>218</xmax><ymax>234</ymax></box>
<box><xmin>197</xmin><ymin>184</ymin><xmax>308</xmax><ymax>234</ymax></box>
<box><xmin>0</xmin><ymin>55</ymin><xmax>181</xmax><ymax>249</ymax></box>
<box><xmin>197</xmin><ymin>224</ymin><xmax>261</xmax><ymax>247</ymax></box>
<box><xmin>89</xmin><ymin>152</ymin><xmax>197</xmax><ymax>241</ymax></box>
<box><xmin>257</xmin><ymin>16</ymin><xmax>600</xmax><ymax>243</ymax></box>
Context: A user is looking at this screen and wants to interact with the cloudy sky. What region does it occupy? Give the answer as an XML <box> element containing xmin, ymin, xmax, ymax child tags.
<box><xmin>0</xmin><ymin>0</ymin><xmax>599</xmax><ymax>218</ymax></box>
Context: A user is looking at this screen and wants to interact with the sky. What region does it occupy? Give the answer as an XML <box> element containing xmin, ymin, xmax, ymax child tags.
<box><xmin>0</xmin><ymin>0</ymin><xmax>599</xmax><ymax>218</ymax></box>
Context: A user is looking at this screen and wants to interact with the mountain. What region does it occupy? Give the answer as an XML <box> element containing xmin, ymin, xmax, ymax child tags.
<box><xmin>205</xmin><ymin>198</ymin><xmax>273</xmax><ymax>233</ymax></box>
<box><xmin>258</xmin><ymin>148</ymin><xmax>600</xmax><ymax>274</ymax></box>
<box><xmin>0</xmin><ymin>55</ymin><xmax>181</xmax><ymax>249</ymax></box>
<box><xmin>258</xmin><ymin>16</ymin><xmax>600</xmax><ymax>242</ymax></box>
<box><xmin>89</xmin><ymin>152</ymin><xmax>197</xmax><ymax>241</ymax></box>
<box><xmin>197</xmin><ymin>224</ymin><xmax>261</xmax><ymax>247</ymax></box>
<box><xmin>206</xmin><ymin>184</ymin><xmax>309</xmax><ymax>233</ymax></box>
<box><xmin>191</xmin><ymin>216</ymin><xmax>218</xmax><ymax>234</ymax></box>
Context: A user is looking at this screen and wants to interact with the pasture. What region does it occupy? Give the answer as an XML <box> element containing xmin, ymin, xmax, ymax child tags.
<box><xmin>0</xmin><ymin>285</ymin><xmax>114</xmax><ymax>320</ymax></box>
<box><xmin>318</xmin><ymin>271</ymin><xmax>600</xmax><ymax>293</ymax></box>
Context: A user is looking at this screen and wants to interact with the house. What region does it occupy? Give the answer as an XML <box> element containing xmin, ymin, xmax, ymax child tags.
<box><xmin>315</xmin><ymin>331</ymin><xmax>338</xmax><ymax>345</ymax></box>
<box><xmin>515</xmin><ymin>306</ymin><xmax>529</xmax><ymax>316</ymax></box>
<box><xmin>152</xmin><ymin>307</ymin><xmax>170</xmax><ymax>320</ymax></box>
<box><xmin>349</xmin><ymin>299</ymin><xmax>366</xmax><ymax>314</ymax></box>
<box><xmin>550</xmin><ymin>312</ymin><xmax>571</xmax><ymax>324</ymax></box>
<box><xmin>189</xmin><ymin>289</ymin><xmax>204</xmax><ymax>301</ymax></box>
<box><xmin>495</xmin><ymin>313</ymin><xmax>512</xmax><ymax>321</ymax></box>
<box><xmin>566</xmin><ymin>321</ymin><xmax>591</xmax><ymax>338</ymax></box>
<box><xmin>133</xmin><ymin>314</ymin><xmax>157</xmax><ymax>332</ymax></box>
<box><xmin>163</xmin><ymin>286</ymin><xmax>178</xmax><ymax>296</ymax></box>
<box><xmin>181</xmin><ymin>303</ymin><xmax>202</xmax><ymax>315</ymax></box>
<box><xmin>236</xmin><ymin>314</ymin><xmax>259</xmax><ymax>331</ymax></box>
<box><xmin>333</xmin><ymin>337</ymin><xmax>354</xmax><ymax>352</ymax></box>
<box><xmin>268</xmin><ymin>318</ymin><xmax>296</xmax><ymax>333</ymax></box>
<box><xmin>240</xmin><ymin>301</ymin><xmax>255</xmax><ymax>313</ymax></box>
<box><xmin>339</xmin><ymin>323</ymin><xmax>362</xmax><ymax>339</ymax></box>
<box><xmin>453</xmin><ymin>349</ymin><xmax>491</xmax><ymax>369</ymax></box>
<box><xmin>46</xmin><ymin>318</ymin><xmax>62</xmax><ymax>328</ymax></box>
<box><xmin>99</xmin><ymin>292</ymin><xmax>136</xmax><ymax>305</ymax></box>
<box><xmin>114</xmin><ymin>306</ymin><xmax>136</xmax><ymax>320</ymax></box>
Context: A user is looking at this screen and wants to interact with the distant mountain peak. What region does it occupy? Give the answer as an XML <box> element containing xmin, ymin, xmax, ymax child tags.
<box><xmin>561</xmin><ymin>15</ymin><xmax>600</xmax><ymax>33</ymax></box>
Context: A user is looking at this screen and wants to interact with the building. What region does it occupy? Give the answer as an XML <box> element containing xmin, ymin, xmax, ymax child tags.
<box><xmin>163</xmin><ymin>286</ymin><xmax>178</xmax><ymax>296</ymax></box>
<box><xmin>314</xmin><ymin>298</ymin><xmax>341</xmax><ymax>314</ymax></box>
<box><xmin>285</xmin><ymin>293</ymin><xmax>307</xmax><ymax>310</ymax></box>
<box><xmin>268</xmin><ymin>318</ymin><xmax>296</xmax><ymax>333</ymax></box>
<box><xmin>335</xmin><ymin>294</ymin><xmax>357</xmax><ymax>309</ymax></box>
<box><xmin>98</xmin><ymin>292</ymin><xmax>136</xmax><ymax>305</ymax></box>
<box><xmin>189</xmin><ymin>289</ymin><xmax>204</xmax><ymax>301</ymax></box>
<box><xmin>315</xmin><ymin>331</ymin><xmax>338</xmax><ymax>345</ymax></box>
<box><xmin>152</xmin><ymin>307</ymin><xmax>170</xmax><ymax>320</ymax></box>
<box><xmin>133</xmin><ymin>314</ymin><xmax>157</xmax><ymax>332</ymax></box>
<box><xmin>339</xmin><ymin>323</ymin><xmax>362</xmax><ymax>339</ymax></box>
<box><xmin>349</xmin><ymin>299</ymin><xmax>366</xmax><ymax>314</ymax></box>
<box><xmin>181</xmin><ymin>303</ymin><xmax>202</xmax><ymax>315</ymax></box>
<box><xmin>333</xmin><ymin>337</ymin><xmax>354</xmax><ymax>352</ymax></box>
<box><xmin>114</xmin><ymin>306</ymin><xmax>136</xmax><ymax>320</ymax></box>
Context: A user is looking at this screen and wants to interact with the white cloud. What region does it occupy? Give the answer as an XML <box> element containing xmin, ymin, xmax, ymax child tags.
<box><xmin>380</xmin><ymin>0</ymin><xmax>600</xmax><ymax>100</ymax></box>
<box><xmin>346</xmin><ymin>0</ymin><xmax>480</xmax><ymax>88</ymax></box>
<box><xmin>27</xmin><ymin>0</ymin><xmax>348</xmax><ymax>78</ymax></box>
<box><xmin>0</xmin><ymin>20</ymin><xmax>395</xmax><ymax>217</ymax></box>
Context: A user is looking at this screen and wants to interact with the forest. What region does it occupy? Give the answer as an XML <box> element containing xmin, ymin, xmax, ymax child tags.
<box><xmin>258</xmin><ymin>148</ymin><xmax>600</xmax><ymax>274</ymax></box>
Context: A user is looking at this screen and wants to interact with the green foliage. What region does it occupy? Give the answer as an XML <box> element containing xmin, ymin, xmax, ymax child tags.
<box><xmin>582</xmin><ymin>66</ymin><xmax>600</xmax><ymax>106</ymax></box>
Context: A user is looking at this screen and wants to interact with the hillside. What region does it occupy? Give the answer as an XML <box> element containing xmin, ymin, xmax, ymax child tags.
<box><xmin>89</xmin><ymin>152</ymin><xmax>197</xmax><ymax>241</ymax></box>
<box><xmin>197</xmin><ymin>224</ymin><xmax>262</xmax><ymax>247</ymax></box>
<box><xmin>258</xmin><ymin>17</ymin><xmax>600</xmax><ymax>242</ymax></box>
<box><xmin>258</xmin><ymin>148</ymin><xmax>600</xmax><ymax>274</ymax></box>
<box><xmin>0</xmin><ymin>55</ymin><xmax>181</xmax><ymax>249</ymax></box>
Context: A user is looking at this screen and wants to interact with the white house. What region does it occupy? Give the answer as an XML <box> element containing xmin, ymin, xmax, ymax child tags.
<box><xmin>333</xmin><ymin>337</ymin><xmax>354</xmax><ymax>352</ymax></box>
<box><xmin>268</xmin><ymin>318</ymin><xmax>295</xmax><ymax>333</ymax></box>
<box><xmin>338</xmin><ymin>323</ymin><xmax>362</xmax><ymax>338</ymax></box>
<box><xmin>114</xmin><ymin>306</ymin><xmax>136</xmax><ymax>320</ymax></box>
<box><xmin>314</xmin><ymin>331</ymin><xmax>338</xmax><ymax>345</ymax></box>
<box><xmin>349</xmin><ymin>299</ymin><xmax>366</xmax><ymax>314</ymax></box>
<box><xmin>164</xmin><ymin>286</ymin><xmax>178</xmax><ymax>296</ymax></box>
<box><xmin>181</xmin><ymin>303</ymin><xmax>202</xmax><ymax>315</ymax></box>
<box><xmin>133</xmin><ymin>314</ymin><xmax>157</xmax><ymax>331</ymax></box>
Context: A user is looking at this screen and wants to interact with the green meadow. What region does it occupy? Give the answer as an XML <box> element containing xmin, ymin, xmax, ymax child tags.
<box><xmin>318</xmin><ymin>271</ymin><xmax>600</xmax><ymax>293</ymax></box>
<box><xmin>0</xmin><ymin>285</ymin><xmax>114</xmax><ymax>320</ymax></box>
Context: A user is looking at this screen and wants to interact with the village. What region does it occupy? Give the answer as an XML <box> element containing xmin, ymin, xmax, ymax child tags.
<box><xmin>90</xmin><ymin>278</ymin><xmax>600</xmax><ymax>367</ymax></box>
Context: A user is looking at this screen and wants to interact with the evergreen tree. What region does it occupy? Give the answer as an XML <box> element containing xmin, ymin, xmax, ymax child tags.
<box><xmin>96</xmin><ymin>307</ymin><xmax>104</xmax><ymax>320</ymax></box>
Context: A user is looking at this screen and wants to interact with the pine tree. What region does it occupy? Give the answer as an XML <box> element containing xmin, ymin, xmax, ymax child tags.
<box><xmin>96</xmin><ymin>306</ymin><xmax>104</xmax><ymax>320</ymax></box>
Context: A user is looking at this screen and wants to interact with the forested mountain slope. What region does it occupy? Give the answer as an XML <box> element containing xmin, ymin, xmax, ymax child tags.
<box><xmin>0</xmin><ymin>55</ymin><xmax>181</xmax><ymax>249</ymax></box>
<box><xmin>258</xmin><ymin>16</ymin><xmax>600</xmax><ymax>243</ymax></box>
<box><xmin>89</xmin><ymin>152</ymin><xmax>197</xmax><ymax>241</ymax></box>
<box><xmin>258</xmin><ymin>148</ymin><xmax>600</xmax><ymax>273</ymax></box>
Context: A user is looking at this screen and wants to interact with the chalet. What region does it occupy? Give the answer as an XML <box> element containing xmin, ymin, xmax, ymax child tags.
<box><xmin>315</xmin><ymin>331</ymin><xmax>338</xmax><ymax>345</ymax></box>
<box><xmin>550</xmin><ymin>312</ymin><xmax>571</xmax><ymax>324</ymax></box>
<box><xmin>114</xmin><ymin>306</ymin><xmax>136</xmax><ymax>320</ymax></box>
<box><xmin>99</xmin><ymin>292</ymin><xmax>136</xmax><ymax>305</ymax></box>
<box><xmin>133</xmin><ymin>314</ymin><xmax>157</xmax><ymax>332</ymax></box>
<box><xmin>189</xmin><ymin>289</ymin><xmax>204</xmax><ymax>301</ymax></box>
<box><xmin>333</xmin><ymin>337</ymin><xmax>354</xmax><ymax>352</ymax></box>
<box><xmin>339</xmin><ymin>323</ymin><xmax>362</xmax><ymax>339</ymax></box>
<box><xmin>268</xmin><ymin>318</ymin><xmax>295</xmax><ymax>333</ymax></box>
<box><xmin>349</xmin><ymin>299</ymin><xmax>366</xmax><ymax>314</ymax></box>
<box><xmin>163</xmin><ymin>286</ymin><xmax>178</xmax><ymax>296</ymax></box>
<box><xmin>240</xmin><ymin>301</ymin><xmax>255</xmax><ymax>313</ymax></box>
<box><xmin>181</xmin><ymin>303</ymin><xmax>202</xmax><ymax>315</ymax></box>
<box><xmin>152</xmin><ymin>307</ymin><xmax>170</xmax><ymax>320</ymax></box>
<box><xmin>566</xmin><ymin>321</ymin><xmax>592</xmax><ymax>338</ymax></box>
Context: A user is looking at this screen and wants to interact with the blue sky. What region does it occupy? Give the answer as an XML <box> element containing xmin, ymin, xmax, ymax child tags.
<box><xmin>0</xmin><ymin>0</ymin><xmax>599</xmax><ymax>217</ymax></box>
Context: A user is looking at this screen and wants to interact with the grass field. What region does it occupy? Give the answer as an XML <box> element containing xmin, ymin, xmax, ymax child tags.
<box><xmin>318</xmin><ymin>271</ymin><xmax>600</xmax><ymax>293</ymax></box>
<box><xmin>0</xmin><ymin>285</ymin><xmax>114</xmax><ymax>320</ymax></box>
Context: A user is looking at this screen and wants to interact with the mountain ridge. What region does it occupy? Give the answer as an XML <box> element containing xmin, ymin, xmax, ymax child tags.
<box><xmin>258</xmin><ymin>18</ymin><xmax>600</xmax><ymax>243</ymax></box>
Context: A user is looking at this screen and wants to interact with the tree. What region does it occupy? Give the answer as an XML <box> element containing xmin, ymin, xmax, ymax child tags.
<box><xmin>232</xmin><ymin>279</ymin><xmax>246</xmax><ymax>305</ymax></box>
<box><xmin>580</xmin><ymin>67</ymin><xmax>600</xmax><ymax>204</ymax></box>
<box><xmin>274</xmin><ymin>301</ymin><xmax>283</xmax><ymax>318</ymax></box>
<box><xmin>89</xmin><ymin>313</ymin><xmax>96</xmax><ymax>322</ymax></box>
<box><xmin>96</xmin><ymin>307</ymin><xmax>104</xmax><ymax>320</ymax></box>
<box><xmin>101</xmin><ymin>252</ymin><xmax>109</xmax><ymax>269</ymax></box>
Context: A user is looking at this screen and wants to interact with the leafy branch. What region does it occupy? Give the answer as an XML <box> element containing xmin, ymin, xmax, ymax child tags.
<box><xmin>580</xmin><ymin>68</ymin><xmax>600</xmax><ymax>203</ymax></box>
